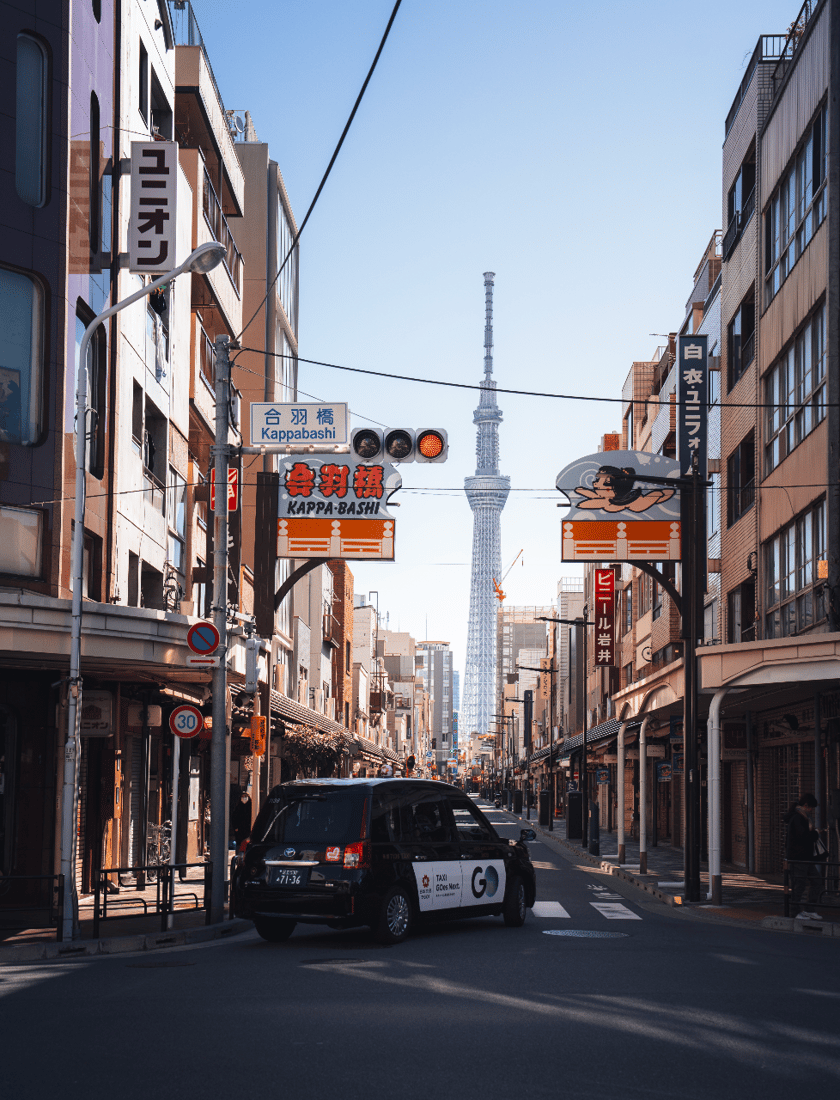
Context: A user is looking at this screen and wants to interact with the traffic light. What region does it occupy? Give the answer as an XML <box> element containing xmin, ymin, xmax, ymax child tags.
<box><xmin>431</xmin><ymin>738</ymin><xmax>437</xmax><ymax>749</ymax></box>
<box><xmin>350</xmin><ymin>427</ymin><xmax>448</xmax><ymax>463</ymax></box>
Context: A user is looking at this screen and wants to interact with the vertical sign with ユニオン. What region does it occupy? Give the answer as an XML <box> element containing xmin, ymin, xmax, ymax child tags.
<box><xmin>677</xmin><ymin>333</ymin><xmax>708</xmax><ymax>480</ymax></box>
<box><xmin>594</xmin><ymin>568</ymin><xmax>616</xmax><ymax>667</ymax></box>
<box><xmin>129</xmin><ymin>142</ymin><xmax>178</xmax><ymax>274</ymax></box>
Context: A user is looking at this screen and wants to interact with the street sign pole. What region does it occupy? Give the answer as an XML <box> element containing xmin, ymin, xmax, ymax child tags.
<box><xmin>210</xmin><ymin>335</ymin><xmax>231</xmax><ymax>924</ymax></box>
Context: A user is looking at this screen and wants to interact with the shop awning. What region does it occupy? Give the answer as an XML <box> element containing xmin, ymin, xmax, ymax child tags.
<box><xmin>269</xmin><ymin>690</ymin><xmax>355</xmax><ymax>742</ymax></box>
<box><xmin>559</xmin><ymin>717</ymin><xmax>640</xmax><ymax>763</ymax></box>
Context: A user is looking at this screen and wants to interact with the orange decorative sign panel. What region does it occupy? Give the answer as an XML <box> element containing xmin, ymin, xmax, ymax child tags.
<box><xmin>556</xmin><ymin>450</ymin><xmax>682</xmax><ymax>563</ymax></box>
<box><xmin>277</xmin><ymin>517</ymin><xmax>395</xmax><ymax>560</ymax></box>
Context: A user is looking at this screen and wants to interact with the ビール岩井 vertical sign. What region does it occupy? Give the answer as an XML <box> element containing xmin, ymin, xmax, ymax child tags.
<box><xmin>594</xmin><ymin>568</ymin><xmax>616</xmax><ymax>667</ymax></box>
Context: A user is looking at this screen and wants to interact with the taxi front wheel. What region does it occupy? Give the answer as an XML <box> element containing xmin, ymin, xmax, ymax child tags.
<box><xmin>502</xmin><ymin>876</ymin><xmax>527</xmax><ymax>927</ymax></box>
<box><xmin>254</xmin><ymin>916</ymin><xmax>297</xmax><ymax>942</ymax></box>
<box><xmin>374</xmin><ymin>886</ymin><xmax>414</xmax><ymax>944</ymax></box>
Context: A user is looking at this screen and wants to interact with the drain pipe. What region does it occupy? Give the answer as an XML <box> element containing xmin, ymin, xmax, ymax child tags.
<box><xmin>617</xmin><ymin>721</ymin><xmax>627</xmax><ymax>864</ymax></box>
<box><xmin>639</xmin><ymin>716</ymin><xmax>649</xmax><ymax>874</ymax></box>
<box><xmin>746</xmin><ymin>711</ymin><xmax>755</xmax><ymax>875</ymax></box>
<box><xmin>707</xmin><ymin>688</ymin><xmax>728</xmax><ymax>904</ymax></box>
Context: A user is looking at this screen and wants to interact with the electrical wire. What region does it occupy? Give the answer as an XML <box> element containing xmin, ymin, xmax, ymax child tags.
<box><xmin>11</xmin><ymin>475</ymin><xmax>835</xmax><ymax>511</ymax></box>
<box><xmin>235</xmin><ymin>348</ymin><xmax>836</xmax><ymax>412</ymax></box>
<box><xmin>233</xmin><ymin>0</ymin><xmax>403</xmax><ymax>345</ymax></box>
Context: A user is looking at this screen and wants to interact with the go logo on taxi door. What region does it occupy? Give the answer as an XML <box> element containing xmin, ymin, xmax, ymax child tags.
<box><xmin>471</xmin><ymin>865</ymin><xmax>500</xmax><ymax>899</ymax></box>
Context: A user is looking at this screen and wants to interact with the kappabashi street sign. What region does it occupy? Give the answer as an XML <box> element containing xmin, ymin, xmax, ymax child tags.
<box><xmin>556</xmin><ymin>450</ymin><xmax>682</xmax><ymax>562</ymax></box>
<box><xmin>250</xmin><ymin>402</ymin><xmax>349</xmax><ymax>447</ymax></box>
<box><xmin>169</xmin><ymin>704</ymin><xmax>204</xmax><ymax>738</ymax></box>
<box><xmin>276</xmin><ymin>454</ymin><xmax>400</xmax><ymax>560</ymax></box>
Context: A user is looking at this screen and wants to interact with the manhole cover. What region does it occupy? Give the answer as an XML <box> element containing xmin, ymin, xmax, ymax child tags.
<box><xmin>542</xmin><ymin>930</ymin><xmax>629</xmax><ymax>938</ymax></box>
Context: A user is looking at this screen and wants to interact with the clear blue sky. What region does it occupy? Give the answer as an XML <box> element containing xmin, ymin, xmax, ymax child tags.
<box><xmin>198</xmin><ymin>0</ymin><xmax>799</xmax><ymax>678</ymax></box>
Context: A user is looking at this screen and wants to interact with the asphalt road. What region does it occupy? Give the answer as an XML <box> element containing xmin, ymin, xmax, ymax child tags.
<box><xmin>2</xmin><ymin>799</ymin><xmax>838</xmax><ymax>1100</ymax></box>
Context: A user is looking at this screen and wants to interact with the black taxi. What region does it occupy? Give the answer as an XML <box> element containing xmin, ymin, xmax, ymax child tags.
<box><xmin>232</xmin><ymin>779</ymin><xmax>537</xmax><ymax>944</ymax></box>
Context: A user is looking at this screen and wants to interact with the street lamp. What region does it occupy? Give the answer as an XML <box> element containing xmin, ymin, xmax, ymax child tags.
<box><xmin>61</xmin><ymin>241</ymin><xmax>226</xmax><ymax>939</ymax></box>
<box><xmin>538</xmin><ymin>613</ymin><xmax>593</xmax><ymax>847</ymax></box>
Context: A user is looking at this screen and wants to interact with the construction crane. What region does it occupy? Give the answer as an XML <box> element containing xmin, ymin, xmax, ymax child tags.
<box><xmin>492</xmin><ymin>548</ymin><xmax>523</xmax><ymax>603</ymax></box>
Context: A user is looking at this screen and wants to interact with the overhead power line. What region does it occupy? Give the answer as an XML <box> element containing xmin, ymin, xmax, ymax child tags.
<box><xmin>235</xmin><ymin>349</ymin><xmax>835</xmax><ymax>412</ymax></box>
<box><xmin>234</xmin><ymin>0</ymin><xmax>403</xmax><ymax>344</ymax></box>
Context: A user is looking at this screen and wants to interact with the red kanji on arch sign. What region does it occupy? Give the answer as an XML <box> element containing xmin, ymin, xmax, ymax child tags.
<box><xmin>594</xmin><ymin>568</ymin><xmax>616</xmax><ymax>667</ymax></box>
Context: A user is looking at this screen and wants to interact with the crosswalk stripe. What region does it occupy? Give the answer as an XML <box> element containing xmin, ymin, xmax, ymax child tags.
<box><xmin>590</xmin><ymin>902</ymin><xmax>642</xmax><ymax>920</ymax></box>
<box><xmin>531</xmin><ymin>901</ymin><xmax>571</xmax><ymax>919</ymax></box>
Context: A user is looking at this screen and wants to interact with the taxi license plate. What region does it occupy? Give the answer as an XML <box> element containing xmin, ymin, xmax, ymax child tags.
<box><xmin>269</xmin><ymin>867</ymin><xmax>308</xmax><ymax>887</ymax></box>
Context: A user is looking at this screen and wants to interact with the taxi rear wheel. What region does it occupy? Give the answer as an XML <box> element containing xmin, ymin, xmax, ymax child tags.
<box><xmin>254</xmin><ymin>916</ymin><xmax>297</xmax><ymax>942</ymax></box>
<box><xmin>502</xmin><ymin>876</ymin><xmax>527</xmax><ymax>927</ymax></box>
<box><xmin>374</xmin><ymin>885</ymin><xmax>413</xmax><ymax>944</ymax></box>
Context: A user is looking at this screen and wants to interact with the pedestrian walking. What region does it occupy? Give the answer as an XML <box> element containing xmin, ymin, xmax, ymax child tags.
<box><xmin>231</xmin><ymin>789</ymin><xmax>252</xmax><ymax>851</ymax></box>
<box><xmin>784</xmin><ymin>793</ymin><xmax>823</xmax><ymax>919</ymax></box>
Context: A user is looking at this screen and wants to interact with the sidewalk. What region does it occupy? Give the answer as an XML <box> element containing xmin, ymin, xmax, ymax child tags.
<box><xmin>1</xmin><ymin>867</ymin><xmax>251</xmax><ymax>964</ymax></box>
<box><xmin>503</xmin><ymin>803</ymin><xmax>840</xmax><ymax>938</ymax></box>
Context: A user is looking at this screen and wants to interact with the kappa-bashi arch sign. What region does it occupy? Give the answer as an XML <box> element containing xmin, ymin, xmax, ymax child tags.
<box><xmin>555</xmin><ymin>450</ymin><xmax>682</xmax><ymax>563</ymax></box>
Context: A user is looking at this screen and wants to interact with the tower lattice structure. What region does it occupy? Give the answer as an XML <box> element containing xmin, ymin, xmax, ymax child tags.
<box><xmin>463</xmin><ymin>272</ymin><xmax>510</xmax><ymax>743</ymax></box>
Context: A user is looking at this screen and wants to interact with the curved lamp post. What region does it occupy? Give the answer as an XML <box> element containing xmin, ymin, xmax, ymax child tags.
<box><xmin>61</xmin><ymin>241</ymin><xmax>226</xmax><ymax>939</ymax></box>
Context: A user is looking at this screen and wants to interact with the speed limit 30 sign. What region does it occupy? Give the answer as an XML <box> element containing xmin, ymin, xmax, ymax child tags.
<box><xmin>169</xmin><ymin>704</ymin><xmax>204</xmax><ymax>739</ymax></box>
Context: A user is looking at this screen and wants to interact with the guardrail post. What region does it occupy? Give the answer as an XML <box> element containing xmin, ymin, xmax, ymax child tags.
<box><xmin>93</xmin><ymin>870</ymin><xmax>101</xmax><ymax>939</ymax></box>
<box><xmin>204</xmin><ymin>862</ymin><xmax>213</xmax><ymax>925</ymax></box>
<box><xmin>56</xmin><ymin>874</ymin><xmax>65</xmax><ymax>942</ymax></box>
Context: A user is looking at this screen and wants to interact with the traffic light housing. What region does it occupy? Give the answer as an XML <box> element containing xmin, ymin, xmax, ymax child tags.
<box><xmin>350</xmin><ymin>427</ymin><xmax>448</xmax><ymax>464</ymax></box>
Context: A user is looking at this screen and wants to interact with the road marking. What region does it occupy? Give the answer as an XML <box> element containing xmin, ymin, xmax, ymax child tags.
<box><xmin>531</xmin><ymin>901</ymin><xmax>571</xmax><ymax>919</ymax></box>
<box><xmin>590</xmin><ymin>902</ymin><xmax>642</xmax><ymax>920</ymax></box>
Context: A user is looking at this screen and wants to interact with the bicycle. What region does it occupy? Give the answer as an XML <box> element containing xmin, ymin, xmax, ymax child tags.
<box><xmin>145</xmin><ymin>821</ymin><xmax>172</xmax><ymax>883</ymax></box>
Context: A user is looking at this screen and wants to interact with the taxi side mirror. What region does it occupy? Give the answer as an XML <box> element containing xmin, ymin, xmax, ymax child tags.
<box><xmin>520</xmin><ymin>828</ymin><xmax>536</xmax><ymax>842</ymax></box>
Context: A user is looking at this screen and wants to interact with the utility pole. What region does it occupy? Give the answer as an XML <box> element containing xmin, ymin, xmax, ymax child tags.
<box><xmin>682</xmin><ymin>457</ymin><xmax>703</xmax><ymax>902</ymax></box>
<box><xmin>210</xmin><ymin>334</ymin><xmax>231</xmax><ymax>924</ymax></box>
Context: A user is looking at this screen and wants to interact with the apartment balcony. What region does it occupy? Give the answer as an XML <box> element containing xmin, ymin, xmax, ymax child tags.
<box><xmin>190</xmin><ymin>316</ymin><xmax>216</xmax><ymax>433</ymax></box>
<box><xmin>170</xmin><ymin>2</ymin><xmax>245</xmax><ymax>216</ymax></box>
<box><xmin>178</xmin><ymin>149</ymin><xmax>244</xmax><ymax>333</ymax></box>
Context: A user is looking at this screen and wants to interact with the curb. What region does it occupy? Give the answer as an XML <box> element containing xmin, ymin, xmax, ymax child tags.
<box><xmin>0</xmin><ymin>918</ymin><xmax>252</xmax><ymax>965</ymax></box>
<box><xmin>508</xmin><ymin>810</ymin><xmax>837</xmax><ymax>937</ymax></box>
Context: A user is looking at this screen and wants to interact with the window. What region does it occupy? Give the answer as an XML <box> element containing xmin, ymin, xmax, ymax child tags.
<box><xmin>727</xmin><ymin>433</ymin><xmax>755</xmax><ymax>526</ymax></box>
<box><xmin>451</xmin><ymin>797</ymin><xmax>494</xmax><ymax>841</ymax></box>
<box><xmin>0</xmin><ymin>266</ymin><xmax>45</xmax><ymax>446</ymax></box>
<box><xmin>728</xmin><ymin>581</ymin><xmax>756</xmax><ymax>644</ymax></box>
<box><xmin>131</xmin><ymin>380</ymin><xmax>143</xmax><ymax>450</ymax></box>
<box><xmin>765</xmin><ymin>105</ymin><xmax>827</xmax><ymax>304</ymax></box>
<box><xmin>764</xmin><ymin>502</ymin><xmax>826</xmax><ymax>638</ymax></box>
<box><xmin>140</xmin><ymin>561</ymin><xmax>164</xmax><ymax>610</ymax></box>
<box><xmin>167</xmin><ymin>467</ymin><xmax>186</xmax><ymax>574</ymax></box>
<box><xmin>16</xmin><ymin>34</ymin><xmax>49</xmax><ymax>208</ymax></box>
<box><xmin>723</xmin><ymin>147</ymin><xmax>756</xmax><ymax>260</ymax></box>
<box><xmin>127</xmin><ymin>551</ymin><xmax>140</xmax><ymax>607</ymax></box>
<box><xmin>149</xmin><ymin>67</ymin><xmax>172</xmax><ymax>140</ymax></box>
<box><xmin>764</xmin><ymin>304</ymin><xmax>826</xmax><ymax>474</ymax></box>
<box><xmin>0</xmin><ymin>507</ymin><xmax>43</xmax><ymax>577</ymax></box>
<box><xmin>707</xmin><ymin>473</ymin><xmax>719</xmax><ymax>535</ymax></box>
<box><xmin>75</xmin><ymin>305</ymin><xmax>106</xmax><ymax>478</ymax></box>
<box><xmin>623</xmin><ymin>663</ymin><xmax>633</xmax><ymax>689</ymax></box>
<box><xmin>704</xmin><ymin>600</ymin><xmax>719</xmax><ymax>643</ymax></box>
<box><xmin>727</xmin><ymin>292</ymin><xmax>755</xmax><ymax>389</ymax></box>
<box><xmin>622</xmin><ymin>585</ymin><xmax>633</xmax><ymax>635</ymax></box>
<box><xmin>138</xmin><ymin>41</ymin><xmax>148</xmax><ymax>122</ymax></box>
<box><xmin>277</xmin><ymin>195</ymin><xmax>299</xmax><ymax>334</ymax></box>
<box><xmin>89</xmin><ymin>92</ymin><xmax>101</xmax><ymax>255</ymax></box>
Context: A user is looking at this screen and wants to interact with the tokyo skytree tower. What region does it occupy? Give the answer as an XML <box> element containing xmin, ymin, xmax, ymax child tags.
<box><xmin>462</xmin><ymin>272</ymin><xmax>510</xmax><ymax>740</ymax></box>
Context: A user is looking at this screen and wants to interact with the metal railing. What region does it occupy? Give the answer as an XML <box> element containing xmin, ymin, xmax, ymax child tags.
<box><xmin>772</xmin><ymin>1</ymin><xmax>818</xmax><ymax>97</ymax></box>
<box><xmin>92</xmin><ymin>862</ymin><xmax>212</xmax><ymax>937</ymax></box>
<box><xmin>783</xmin><ymin>858</ymin><xmax>840</xmax><ymax>917</ymax></box>
<box><xmin>725</xmin><ymin>35</ymin><xmax>786</xmax><ymax>137</ymax></box>
<box><xmin>0</xmin><ymin>874</ymin><xmax>65</xmax><ymax>940</ymax></box>
<box><xmin>202</xmin><ymin>170</ymin><xmax>242</xmax><ymax>294</ymax></box>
